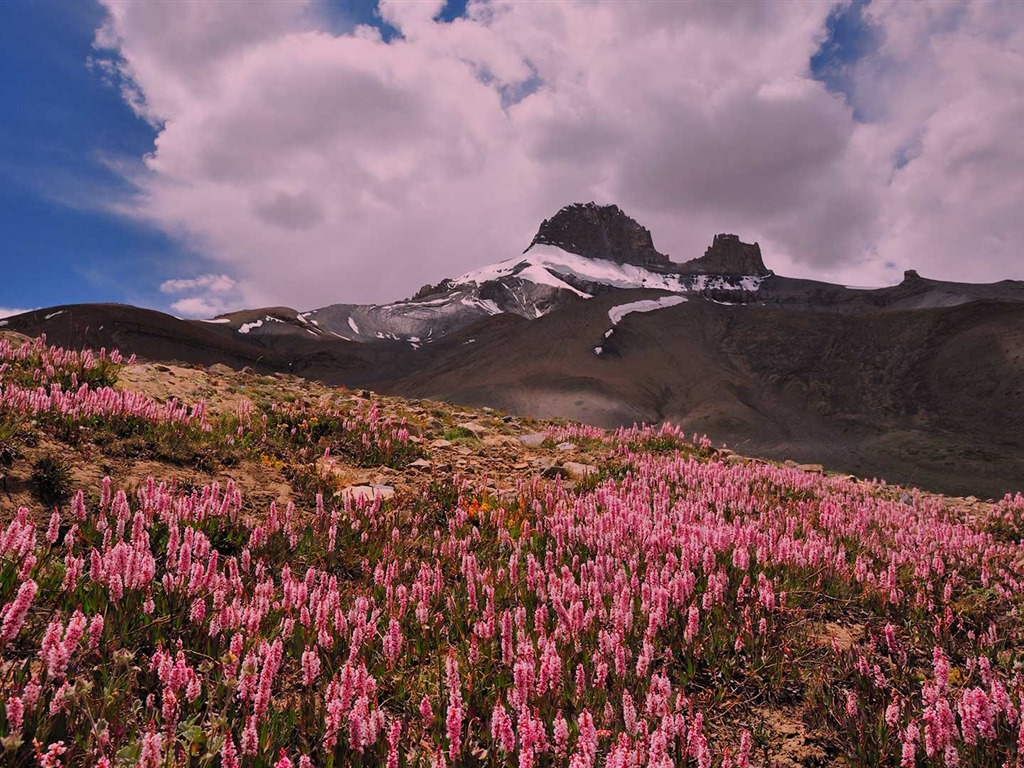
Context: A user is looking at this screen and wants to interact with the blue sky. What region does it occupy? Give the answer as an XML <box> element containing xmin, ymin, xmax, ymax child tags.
<box><xmin>0</xmin><ymin>0</ymin><xmax>468</xmax><ymax>315</ymax></box>
<box><xmin>0</xmin><ymin>1</ymin><xmax>1020</xmax><ymax>316</ymax></box>
<box><xmin>0</xmin><ymin>1</ymin><xmax>166</xmax><ymax>313</ymax></box>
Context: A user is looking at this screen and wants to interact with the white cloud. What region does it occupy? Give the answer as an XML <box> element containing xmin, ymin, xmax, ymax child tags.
<box><xmin>160</xmin><ymin>274</ymin><xmax>237</xmax><ymax>294</ymax></box>
<box><xmin>92</xmin><ymin>0</ymin><xmax>1024</xmax><ymax>311</ymax></box>
<box><xmin>169</xmin><ymin>297</ymin><xmax>229</xmax><ymax>319</ymax></box>
<box><xmin>0</xmin><ymin>308</ymin><xmax>32</xmax><ymax>319</ymax></box>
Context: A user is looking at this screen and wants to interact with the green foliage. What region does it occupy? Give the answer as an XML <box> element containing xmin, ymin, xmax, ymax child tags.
<box><xmin>441</xmin><ymin>425</ymin><xmax>479</xmax><ymax>443</ymax></box>
<box><xmin>30</xmin><ymin>454</ymin><xmax>73</xmax><ymax>505</ymax></box>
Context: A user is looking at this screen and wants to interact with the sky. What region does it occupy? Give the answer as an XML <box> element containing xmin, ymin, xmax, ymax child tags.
<box><xmin>1</xmin><ymin>0</ymin><xmax>1023</xmax><ymax>319</ymax></box>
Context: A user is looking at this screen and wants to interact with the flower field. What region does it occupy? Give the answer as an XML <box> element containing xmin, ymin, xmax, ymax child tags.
<box><xmin>1</xmin><ymin>335</ymin><xmax>1023</xmax><ymax>766</ymax></box>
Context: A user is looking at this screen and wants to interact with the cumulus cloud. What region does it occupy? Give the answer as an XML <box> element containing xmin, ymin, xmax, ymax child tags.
<box><xmin>168</xmin><ymin>297</ymin><xmax>229</xmax><ymax>319</ymax></box>
<box><xmin>0</xmin><ymin>308</ymin><xmax>32</xmax><ymax>320</ymax></box>
<box><xmin>160</xmin><ymin>274</ymin><xmax>237</xmax><ymax>295</ymax></box>
<box><xmin>92</xmin><ymin>0</ymin><xmax>1024</xmax><ymax>311</ymax></box>
<box><xmin>160</xmin><ymin>273</ymin><xmax>239</xmax><ymax>317</ymax></box>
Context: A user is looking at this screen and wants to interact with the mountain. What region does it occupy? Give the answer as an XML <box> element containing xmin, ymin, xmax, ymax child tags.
<box><xmin>5</xmin><ymin>202</ymin><xmax>1024</xmax><ymax>496</ymax></box>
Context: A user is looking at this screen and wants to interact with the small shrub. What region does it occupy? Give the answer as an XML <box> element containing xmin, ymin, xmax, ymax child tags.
<box><xmin>0</xmin><ymin>414</ymin><xmax>21</xmax><ymax>469</ymax></box>
<box><xmin>441</xmin><ymin>425</ymin><xmax>479</xmax><ymax>443</ymax></box>
<box><xmin>31</xmin><ymin>454</ymin><xmax>73</xmax><ymax>505</ymax></box>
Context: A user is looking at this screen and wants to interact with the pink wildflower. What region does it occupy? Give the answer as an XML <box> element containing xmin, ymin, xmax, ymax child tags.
<box><xmin>0</xmin><ymin>579</ymin><xmax>37</xmax><ymax>646</ymax></box>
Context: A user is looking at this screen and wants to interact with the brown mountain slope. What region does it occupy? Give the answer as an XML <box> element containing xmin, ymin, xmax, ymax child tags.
<box><xmin>6</xmin><ymin>295</ymin><xmax>1024</xmax><ymax>497</ymax></box>
<box><xmin>378</xmin><ymin>294</ymin><xmax>1024</xmax><ymax>497</ymax></box>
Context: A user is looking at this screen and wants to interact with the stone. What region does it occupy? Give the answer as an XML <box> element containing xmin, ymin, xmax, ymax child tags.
<box><xmin>542</xmin><ymin>465</ymin><xmax>570</xmax><ymax>480</ymax></box>
<box><xmin>556</xmin><ymin>442</ymin><xmax>574</xmax><ymax>452</ymax></box>
<box><xmin>431</xmin><ymin>439</ymin><xmax>453</xmax><ymax>449</ymax></box>
<box><xmin>563</xmin><ymin>461</ymin><xmax>598</xmax><ymax>479</ymax></box>
<box><xmin>678</xmin><ymin>233</ymin><xmax>771</xmax><ymax>276</ymax></box>
<box><xmin>526</xmin><ymin>202</ymin><xmax>669</xmax><ymax>267</ymax></box>
<box><xmin>797</xmin><ymin>464</ymin><xmax>825</xmax><ymax>474</ymax></box>
<box><xmin>519</xmin><ymin>433</ymin><xmax>547</xmax><ymax>448</ymax></box>
<box><xmin>483</xmin><ymin>435</ymin><xmax>516</xmax><ymax>449</ymax></box>
<box><xmin>408</xmin><ymin>459</ymin><xmax>432</xmax><ymax>471</ymax></box>
<box><xmin>457</xmin><ymin>422</ymin><xmax>488</xmax><ymax>437</ymax></box>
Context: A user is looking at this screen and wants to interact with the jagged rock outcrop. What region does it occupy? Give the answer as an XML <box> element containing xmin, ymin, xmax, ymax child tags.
<box><xmin>680</xmin><ymin>234</ymin><xmax>772</xmax><ymax>277</ymax></box>
<box><xmin>525</xmin><ymin>202</ymin><xmax>670</xmax><ymax>268</ymax></box>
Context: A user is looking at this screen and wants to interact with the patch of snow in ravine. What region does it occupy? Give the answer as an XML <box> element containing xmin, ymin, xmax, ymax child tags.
<box><xmin>238</xmin><ymin>319</ymin><xmax>264</xmax><ymax>334</ymax></box>
<box><xmin>608</xmin><ymin>295</ymin><xmax>688</xmax><ymax>325</ymax></box>
<box><xmin>200</xmin><ymin>318</ymin><xmax>231</xmax><ymax>324</ymax></box>
<box><xmin>348</xmin><ymin>317</ymin><xmax>361</xmax><ymax>335</ymax></box>
<box><xmin>0</xmin><ymin>320</ymin><xmax>7</xmax><ymax>327</ymax></box>
<box><xmin>459</xmin><ymin>296</ymin><xmax>502</xmax><ymax>315</ymax></box>
<box><xmin>44</xmin><ymin>311</ymin><xmax>64</xmax><ymax>321</ymax></box>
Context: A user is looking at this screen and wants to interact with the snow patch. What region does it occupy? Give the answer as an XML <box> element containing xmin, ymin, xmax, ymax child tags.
<box><xmin>200</xmin><ymin>318</ymin><xmax>231</xmax><ymax>324</ymax></box>
<box><xmin>456</xmin><ymin>245</ymin><xmax>764</xmax><ymax>296</ymax></box>
<box><xmin>347</xmin><ymin>317</ymin><xmax>361</xmax><ymax>335</ymax></box>
<box><xmin>594</xmin><ymin>346</ymin><xmax>603</xmax><ymax>355</ymax></box>
<box><xmin>608</xmin><ymin>295</ymin><xmax>688</xmax><ymax>325</ymax></box>
<box><xmin>44</xmin><ymin>311</ymin><xmax>63</xmax><ymax>321</ymax></box>
<box><xmin>459</xmin><ymin>296</ymin><xmax>502</xmax><ymax>315</ymax></box>
<box><xmin>238</xmin><ymin>319</ymin><xmax>264</xmax><ymax>334</ymax></box>
<box><xmin>0</xmin><ymin>320</ymin><xmax>7</xmax><ymax>327</ymax></box>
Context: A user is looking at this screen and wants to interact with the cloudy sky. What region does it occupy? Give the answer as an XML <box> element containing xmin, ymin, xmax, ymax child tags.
<box><xmin>1</xmin><ymin>0</ymin><xmax>1022</xmax><ymax>318</ymax></box>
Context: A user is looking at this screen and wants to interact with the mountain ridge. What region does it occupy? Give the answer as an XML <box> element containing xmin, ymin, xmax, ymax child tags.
<box><xmin>4</xmin><ymin>201</ymin><xmax>1024</xmax><ymax>496</ymax></box>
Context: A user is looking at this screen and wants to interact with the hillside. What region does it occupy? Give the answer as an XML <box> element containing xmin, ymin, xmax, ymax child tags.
<box><xmin>1</xmin><ymin>332</ymin><xmax>1023</xmax><ymax>766</ymax></box>
<box><xmin>5</xmin><ymin>203</ymin><xmax>1024</xmax><ymax>499</ymax></box>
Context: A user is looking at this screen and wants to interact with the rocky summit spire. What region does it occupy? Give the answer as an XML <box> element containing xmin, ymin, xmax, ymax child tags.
<box><xmin>525</xmin><ymin>202</ymin><xmax>670</xmax><ymax>268</ymax></box>
<box><xmin>679</xmin><ymin>234</ymin><xmax>772</xmax><ymax>277</ymax></box>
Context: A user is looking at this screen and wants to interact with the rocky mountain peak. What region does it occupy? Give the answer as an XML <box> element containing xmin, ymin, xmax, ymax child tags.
<box><xmin>902</xmin><ymin>269</ymin><xmax>923</xmax><ymax>283</ymax></box>
<box><xmin>679</xmin><ymin>234</ymin><xmax>772</xmax><ymax>277</ymax></box>
<box><xmin>525</xmin><ymin>202</ymin><xmax>670</xmax><ymax>268</ymax></box>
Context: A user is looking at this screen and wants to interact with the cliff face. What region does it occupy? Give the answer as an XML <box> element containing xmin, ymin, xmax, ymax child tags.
<box><xmin>525</xmin><ymin>202</ymin><xmax>670</xmax><ymax>268</ymax></box>
<box><xmin>679</xmin><ymin>234</ymin><xmax>772</xmax><ymax>276</ymax></box>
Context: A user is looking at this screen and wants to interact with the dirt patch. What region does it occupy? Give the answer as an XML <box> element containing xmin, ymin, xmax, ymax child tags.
<box><xmin>753</xmin><ymin>706</ymin><xmax>830</xmax><ymax>767</ymax></box>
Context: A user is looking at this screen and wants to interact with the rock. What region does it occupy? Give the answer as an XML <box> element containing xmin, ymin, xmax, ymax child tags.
<box><xmin>527</xmin><ymin>202</ymin><xmax>669</xmax><ymax>268</ymax></box>
<box><xmin>339</xmin><ymin>485</ymin><xmax>395</xmax><ymax>503</ymax></box>
<box><xmin>483</xmin><ymin>435</ymin><xmax>516</xmax><ymax>449</ymax></box>
<box><xmin>513</xmin><ymin>462</ymin><xmax>530</xmax><ymax>470</ymax></box>
<box><xmin>209</xmin><ymin>363</ymin><xmax>234</xmax><ymax>376</ymax></box>
<box><xmin>501</xmin><ymin>415</ymin><xmax>513</xmax><ymax>423</ymax></box>
<box><xmin>154</xmin><ymin>364</ymin><xmax>171</xmax><ymax>373</ymax></box>
<box><xmin>456</xmin><ymin>446</ymin><xmax>473</xmax><ymax>456</ymax></box>
<box><xmin>797</xmin><ymin>464</ymin><xmax>824</xmax><ymax>474</ymax></box>
<box><xmin>555</xmin><ymin>442</ymin><xmax>574</xmax><ymax>452</ymax></box>
<box><xmin>563</xmin><ymin>461</ymin><xmax>598</xmax><ymax>479</ymax></box>
<box><xmin>408</xmin><ymin>459</ymin><xmax>432</xmax><ymax>471</ymax></box>
<box><xmin>431</xmin><ymin>439</ymin><xmax>453</xmax><ymax>449</ymax></box>
<box><xmin>481</xmin><ymin>407</ymin><xmax>494</xmax><ymax>414</ymax></box>
<box><xmin>457</xmin><ymin>422</ymin><xmax>488</xmax><ymax>437</ymax></box>
<box><xmin>519</xmin><ymin>433</ymin><xmax>547</xmax><ymax>448</ymax></box>
<box><xmin>678</xmin><ymin>233</ymin><xmax>771</xmax><ymax>277</ymax></box>
<box><xmin>542</xmin><ymin>465</ymin><xmax>570</xmax><ymax>480</ymax></box>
